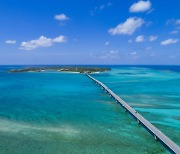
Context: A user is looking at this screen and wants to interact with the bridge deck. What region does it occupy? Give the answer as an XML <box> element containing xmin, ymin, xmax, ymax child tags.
<box><xmin>86</xmin><ymin>73</ymin><xmax>180</xmax><ymax>154</ymax></box>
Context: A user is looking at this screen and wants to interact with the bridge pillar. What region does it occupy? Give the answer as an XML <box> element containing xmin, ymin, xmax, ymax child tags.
<box><xmin>137</xmin><ymin>119</ymin><xmax>141</xmax><ymax>124</ymax></box>
<box><xmin>154</xmin><ymin>135</ymin><xmax>158</xmax><ymax>141</ymax></box>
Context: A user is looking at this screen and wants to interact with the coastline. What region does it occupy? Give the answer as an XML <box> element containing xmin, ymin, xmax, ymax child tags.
<box><xmin>8</xmin><ymin>66</ymin><xmax>110</xmax><ymax>74</ymax></box>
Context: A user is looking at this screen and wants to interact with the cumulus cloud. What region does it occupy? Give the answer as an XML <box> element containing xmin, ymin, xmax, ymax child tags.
<box><xmin>53</xmin><ymin>36</ymin><xmax>67</xmax><ymax>43</ymax></box>
<box><xmin>5</xmin><ymin>40</ymin><xmax>16</xmax><ymax>44</ymax></box>
<box><xmin>161</xmin><ymin>38</ymin><xmax>179</xmax><ymax>46</ymax></box>
<box><xmin>105</xmin><ymin>41</ymin><xmax>110</xmax><ymax>45</ymax></box>
<box><xmin>109</xmin><ymin>17</ymin><xmax>144</xmax><ymax>35</ymax></box>
<box><xmin>20</xmin><ymin>35</ymin><xmax>67</xmax><ymax>50</ymax></box>
<box><xmin>135</xmin><ymin>35</ymin><xmax>144</xmax><ymax>42</ymax></box>
<box><xmin>149</xmin><ymin>35</ymin><xmax>158</xmax><ymax>41</ymax></box>
<box><xmin>129</xmin><ymin>1</ymin><xmax>151</xmax><ymax>13</ymax></box>
<box><xmin>54</xmin><ymin>14</ymin><xmax>69</xmax><ymax>21</ymax></box>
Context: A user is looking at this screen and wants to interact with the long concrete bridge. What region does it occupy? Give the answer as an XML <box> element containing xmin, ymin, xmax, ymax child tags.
<box><xmin>85</xmin><ymin>73</ymin><xmax>180</xmax><ymax>154</ymax></box>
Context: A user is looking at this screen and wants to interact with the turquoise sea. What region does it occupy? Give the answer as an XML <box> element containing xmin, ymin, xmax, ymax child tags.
<box><xmin>0</xmin><ymin>65</ymin><xmax>179</xmax><ymax>154</ymax></box>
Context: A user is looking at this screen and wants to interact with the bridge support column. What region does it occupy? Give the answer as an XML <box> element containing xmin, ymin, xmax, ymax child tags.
<box><xmin>154</xmin><ymin>135</ymin><xmax>158</xmax><ymax>141</ymax></box>
<box><xmin>137</xmin><ymin>119</ymin><xmax>141</xmax><ymax>124</ymax></box>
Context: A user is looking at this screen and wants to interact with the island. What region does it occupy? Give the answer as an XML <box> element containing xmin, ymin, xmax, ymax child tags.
<box><xmin>8</xmin><ymin>66</ymin><xmax>110</xmax><ymax>74</ymax></box>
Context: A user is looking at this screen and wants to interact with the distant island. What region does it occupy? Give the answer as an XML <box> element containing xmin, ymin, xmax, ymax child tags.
<box><xmin>8</xmin><ymin>66</ymin><xmax>110</xmax><ymax>73</ymax></box>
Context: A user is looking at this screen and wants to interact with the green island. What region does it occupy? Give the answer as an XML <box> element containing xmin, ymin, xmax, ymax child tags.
<box><xmin>8</xmin><ymin>66</ymin><xmax>110</xmax><ymax>73</ymax></box>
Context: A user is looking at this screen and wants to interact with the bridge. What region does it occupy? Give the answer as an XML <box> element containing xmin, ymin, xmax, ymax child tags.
<box><xmin>85</xmin><ymin>73</ymin><xmax>180</xmax><ymax>154</ymax></box>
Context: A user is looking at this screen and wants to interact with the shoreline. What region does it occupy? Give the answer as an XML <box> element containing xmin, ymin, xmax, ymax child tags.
<box><xmin>8</xmin><ymin>66</ymin><xmax>110</xmax><ymax>74</ymax></box>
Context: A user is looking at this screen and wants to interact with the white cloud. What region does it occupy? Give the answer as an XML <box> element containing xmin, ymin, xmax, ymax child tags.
<box><xmin>109</xmin><ymin>17</ymin><xmax>144</xmax><ymax>35</ymax></box>
<box><xmin>99</xmin><ymin>5</ymin><xmax>105</xmax><ymax>10</ymax></box>
<box><xmin>129</xmin><ymin>1</ymin><xmax>151</xmax><ymax>13</ymax></box>
<box><xmin>135</xmin><ymin>35</ymin><xmax>144</xmax><ymax>42</ymax></box>
<box><xmin>53</xmin><ymin>36</ymin><xmax>67</xmax><ymax>43</ymax></box>
<box><xmin>105</xmin><ymin>41</ymin><xmax>110</xmax><ymax>45</ymax></box>
<box><xmin>131</xmin><ymin>52</ymin><xmax>137</xmax><ymax>55</ymax></box>
<box><xmin>5</xmin><ymin>40</ymin><xmax>16</xmax><ymax>44</ymax></box>
<box><xmin>149</xmin><ymin>35</ymin><xmax>158</xmax><ymax>41</ymax></box>
<box><xmin>54</xmin><ymin>14</ymin><xmax>69</xmax><ymax>21</ymax></box>
<box><xmin>166</xmin><ymin>19</ymin><xmax>180</xmax><ymax>25</ymax></box>
<box><xmin>90</xmin><ymin>2</ymin><xmax>112</xmax><ymax>16</ymax></box>
<box><xmin>161</xmin><ymin>38</ymin><xmax>179</xmax><ymax>46</ymax></box>
<box><xmin>170</xmin><ymin>30</ymin><xmax>178</xmax><ymax>34</ymax></box>
<box><xmin>99</xmin><ymin>50</ymin><xmax>119</xmax><ymax>59</ymax></box>
<box><xmin>110</xmin><ymin>50</ymin><xmax>118</xmax><ymax>54</ymax></box>
<box><xmin>20</xmin><ymin>35</ymin><xmax>67</xmax><ymax>50</ymax></box>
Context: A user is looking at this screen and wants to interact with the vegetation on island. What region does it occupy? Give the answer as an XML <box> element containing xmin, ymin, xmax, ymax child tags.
<box><xmin>9</xmin><ymin>66</ymin><xmax>110</xmax><ymax>73</ymax></box>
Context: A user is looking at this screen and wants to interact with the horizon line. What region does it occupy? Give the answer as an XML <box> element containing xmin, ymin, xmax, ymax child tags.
<box><xmin>1</xmin><ymin>64</ymin><xmax>180</xmax><ymax>66</ymax></box>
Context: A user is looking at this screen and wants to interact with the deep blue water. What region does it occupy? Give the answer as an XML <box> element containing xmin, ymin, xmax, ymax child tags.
<box><xmin>0</xmin><ymin>65</ymin><xmax>179</xmax><ymax>154</ymax></box>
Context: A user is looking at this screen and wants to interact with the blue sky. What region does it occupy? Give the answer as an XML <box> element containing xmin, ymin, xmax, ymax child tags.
<box><xmin>0</xmin><ymin>0</ymin><xmax>180</xmax><ymax>65</ymax></box>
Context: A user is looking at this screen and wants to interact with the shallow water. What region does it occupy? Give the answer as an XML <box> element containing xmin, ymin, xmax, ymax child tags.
<box><xmin>0</xmin><ymin>65</ymin><xmax>179</xmax><ymax>153</ymax></box>
<box><xmin>92</xmin><ymin>66</ymin><xmax>180</xmax><ymax>145</ymax></box>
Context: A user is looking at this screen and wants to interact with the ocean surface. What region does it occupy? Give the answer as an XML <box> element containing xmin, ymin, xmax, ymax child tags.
<box><xmin>0</xmin><ymin>65</ymin><xmax>179</xmax><ymax>154</ymax></box>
